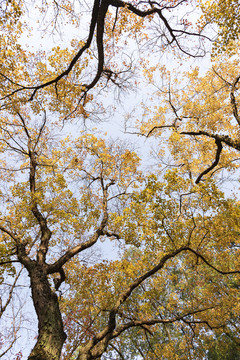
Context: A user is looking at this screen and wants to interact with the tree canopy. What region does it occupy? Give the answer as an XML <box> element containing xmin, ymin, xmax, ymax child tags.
<box><xmin>0</xmin><ymin>0</ymin><xmax>240</xmax><ymax>359</ymax></box>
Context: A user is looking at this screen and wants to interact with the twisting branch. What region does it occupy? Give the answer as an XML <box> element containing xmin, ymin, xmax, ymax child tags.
<box><xmin>230</xmin><ymin>74</ymin><xmax>240</xmax><ymax>126</ymax></box>
<box><xmin>179</xmin><ymin>130</ymin><xmax>240</xmax><ymax>183</ymax></box>
<box><xmin>27</xmin><ymin>121</ymin><xmax>52</xmax><ymax>264</ymax></box>
<box><xmin>138</xmin><ymin>126</ymin><xmax>238</xmax><ymax>183</ymax></box>
<box><xmin>195</xmin><ymin>138</ymin><xmax>223</xmax><ymax>184</ymax></box>
<box><xmin>84</xmin><ymin>0</ymin><xmax>109</xmax><ymax>92</ymax></box>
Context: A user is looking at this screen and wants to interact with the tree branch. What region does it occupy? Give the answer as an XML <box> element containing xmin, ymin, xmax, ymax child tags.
<box><xmin>111</xmin><ymin>306</ymin><xmax>219</xmax><ymax>339</ymax></box>
<box><xmin>0</xmin><ymin>267</ymin><xmax>23</xmax><ymax>318</ymax></box>
<box><xmin>28</xmin><ymin>137</ymin><xmax>52</xmax><ymax>264</ymax></box>
<box><xmin>180</xmin><ymin>130</ymin><xmax>240</xmax><ymax>151</ymax></box>
<box><xmin>230</xmin><ymin>74</ymin><xmax>240</xmax><ymax>126</ymax></box>
<box><xmin>195</xmin><ymin>138</ymin><xmax>223</xmax><ymax>183</ymax></box>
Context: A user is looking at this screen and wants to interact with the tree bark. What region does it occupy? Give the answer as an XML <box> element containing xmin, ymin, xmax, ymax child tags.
<box><xmin>27</xmin><ymin>263</ymin><xmax>66</xmax><ymax>360</ymax></box>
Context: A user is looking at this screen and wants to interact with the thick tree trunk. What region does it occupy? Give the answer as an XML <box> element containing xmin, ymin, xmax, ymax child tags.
<box><xmin>27</xmin><ymin>263</ymin><xmax>66</xmax><ymax>360</ymax></box>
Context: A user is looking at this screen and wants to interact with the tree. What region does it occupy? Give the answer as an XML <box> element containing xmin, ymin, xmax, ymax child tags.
<box><xmin>137</xmin><ymin>51</ymin><xmax>240</xmax><ymax>184</ymax></box>
<box><xmin>0</xmin><ymin>1</ymin><xmax>239</xmax><ymax>359</ymax></box>
<box><xmin>59</xmin><ymin>171</ymin><xmax>240</xmax><ymax>359</ymax></box>
<box><xmin>0</xmin><ymin>0</ymin><xmax>213</xmax><ymax>115</ymax></box>
<box><xmin>1</xmin><ymin>108</ymin><xmax>239</xmax><ymax>358</ymax></box>
<box><xmin>0</xmin><ymin>109</ymin><xmax>143</xmax><ymax>359</ymax></box>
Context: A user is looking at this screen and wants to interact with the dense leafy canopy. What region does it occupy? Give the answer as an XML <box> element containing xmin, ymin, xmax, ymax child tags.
<box><xmin>0</xmin><ymin>0</ymin><xmax>240</xmax><ymax>359</ymax></box>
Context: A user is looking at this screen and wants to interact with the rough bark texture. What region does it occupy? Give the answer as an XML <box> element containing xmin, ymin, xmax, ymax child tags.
<box><xmin>28</xmin><ymin>263</ymin><xmax>66</xmax><ymax>360</ymax></box>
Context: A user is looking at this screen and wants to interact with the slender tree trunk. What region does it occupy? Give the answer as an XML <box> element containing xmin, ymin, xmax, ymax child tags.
<box><xmin>27</xmin><ymin>263</ymin><xmax>66</xmax><ymax>360</ymax></box>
